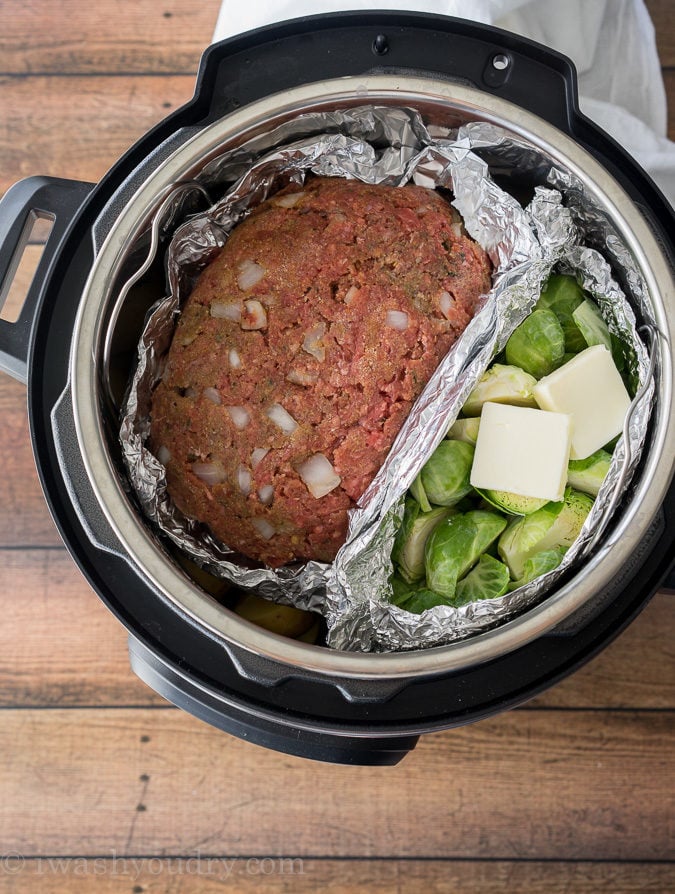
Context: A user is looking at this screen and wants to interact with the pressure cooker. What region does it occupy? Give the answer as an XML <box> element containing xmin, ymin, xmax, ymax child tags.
<box><xmin>0</xmin><ymin>12</ymin><xmax>673</xmax><ymax>765</ymax></box>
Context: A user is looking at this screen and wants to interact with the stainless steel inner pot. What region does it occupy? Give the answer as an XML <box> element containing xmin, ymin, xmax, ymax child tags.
<box><xmin>70</xmin><ymin>75</ymin><xmax>675</xmax><ymax>680</ymax></box>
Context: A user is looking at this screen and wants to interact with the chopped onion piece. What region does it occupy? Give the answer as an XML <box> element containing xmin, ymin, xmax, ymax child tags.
<box><xmin>203</xmin><ymin>387</ymin><xmax>221</xmax><ymax>405</ymax></box>
<box><xmin>226</xmin><ymin>405</ymin><xmax>250</xmax><ymax>430</ymax></box>
<box><xmin>266</xmin><ymin>403</ymin><xmax>298</xmax><ymax>434</ymax></box>
<box><xmin>385</xmin><ymin>310</ymin><xmax>409</xmax><ymax>331</ymax></box>
<box><xmin>192</xmin><ymin>462</ymin><xmax>226</xmax><ymax>486</ymax></box>
<box><xmin>439</xmin><ymin>290</ymin><xmax>455</xmax><ymax>319</ymax></box>
<box><xmin>251</xmin><ymin>447</ymin><xmax>269</xmax><ymax>468</ymax></box>
<box><xmin>156</xmin><ymin>445</ymin><xmax>171</xmax><ymax>465</ymax></box>
<box><xmin>287</xmin><ymin>368</ymin><xmax>319</xmax><ymax>387</ymax></box>
<box><xmin>241</xmin><ymin>299</ymin><xmax>267</xmax><ymax>330</ymax></box>
<box><xmin>228</xmin><ymin>348</ymin><xmax>241</xmax><ymax>368</ymax></box>
<box><xmin>273</xmin><ymin>191</ymin><xmax>305</xmax><ymax>208</ymax></box>
<box><xmin>178</xmin><ymin>331</ymin><xmax>197</xmax><ymax>346</ymax></box>
<box><xmin>344</xmin><ymin>286</ymin><xmax>359</xmax><ymax>305</ymax></box>
<box><xmin>237</xmin><ymin>259</ymin><xmax>265</xmax><ymax>291</ymax></box>
<box><xmin>237</xmin><ymin>465</ymin><xmax>252</xmax><ymax>496</ymax></box>
<box><xmin>252</xmin><ymin>518</ymin><xmax>276</xmax><ymax>540</ymax></box>
<box><xmin>257</xmin><ymin>484</ymin><xmax>274</xmax><ymax>505</ymax></box>
<box><xmin>296</xmin><ymin>453</ymin><xmax>341</xmax><ymax>499</ymax></box>
<box><xmin>302</xmin><ymin>322</ymin><xmax>326</xmax><ymax>361</ymax></box>
<box><xmin>211</xmin><ymin>301</ymin><xmax>241</xmax><ymax>321</ymax></box>
<box><xmin>451</xmin><ymin>221</ymin><xmax>464</xmax><ymax>239</ymax></box>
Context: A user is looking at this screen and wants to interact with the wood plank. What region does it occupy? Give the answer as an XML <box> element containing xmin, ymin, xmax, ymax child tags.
<box><xmin>0</xmin><ymin>549</ymin><xmax>673</xmax><ymax>708</ymax></box>
<box><xmin>0</xmin><ymin>1</ymin><xmax>671</xmax><ymax>75</ymax></box>
<box><xmin>664</xmin><ymin>70</ymin><xmax>675</xmax><ymax>142</ymax></box>
<box><xmin>646</xmin><ymin>0</ymin><xmax>675</xmax><ymax>67</ymax></box>
<box><xmin>0</xmin><ymin>858</ymin><xmax>672</xmax><ymax>893</ymax></box>
<box><xmin>0</xmin><ymin>0</ymin><xmax>219</xmax><ymax>75</ymax></box>
<box><xmin>0</xmin><ymin>708</ymin><xmax>672</xmax><ymax>859</ymax></box>
<box><xmin>0</xmin><ymin>379</ymin><xmax>60</xmax><ymax>546</ymax></box>
<box><xmin>0</xmin><ymin>75</ymin><xmax>195</xmax><ymax>197</ymax></box>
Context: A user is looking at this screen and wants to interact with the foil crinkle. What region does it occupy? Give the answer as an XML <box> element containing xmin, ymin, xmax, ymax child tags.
<box><xmin>119</xmin><ymin>106</ymin><xmax>654</xmax><ymax>652</ymax></box>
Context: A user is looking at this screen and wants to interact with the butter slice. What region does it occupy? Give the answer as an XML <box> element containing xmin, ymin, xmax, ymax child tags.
<box><xmin>470</xmin><ymin>402</ymin><xmax>572</xmax><ymax>502</ymax></box>
<box><xmin>533</xmin><ymin>345</ymin><xmax>631</xmax><ymax>460</ymax></box>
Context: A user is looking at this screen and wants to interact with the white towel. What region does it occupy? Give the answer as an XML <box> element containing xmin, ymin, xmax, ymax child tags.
<box><xmin>212</xmin><ymin>0</ymin><xmax>675</xmax><ymax>205</ymax></box>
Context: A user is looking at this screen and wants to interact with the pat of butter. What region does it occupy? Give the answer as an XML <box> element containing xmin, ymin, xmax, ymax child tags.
<box><xmin>470</xmin><ymin>402</ymin><xmax>572</xmax><ymax>502</ymax></box>
<box><xmin>533</xmin><ymin>345</ymin><xmax>631</xmax><ymax>460</ymax></box>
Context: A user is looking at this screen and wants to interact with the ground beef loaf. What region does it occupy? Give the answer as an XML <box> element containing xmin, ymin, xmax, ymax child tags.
<box><xmin>149</xmin><ymin>176</ymin><xmax>492</xmax><ymax>567</ymax></box>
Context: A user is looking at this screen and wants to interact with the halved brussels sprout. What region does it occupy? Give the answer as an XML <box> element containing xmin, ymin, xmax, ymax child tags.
<box><xmin>505</xmin><ymin>308</ymin><xmax>566</xmax><ymax>378</ymax></box>
<box><xmin>420</xmin><ymin>440</ymin><xmax>475</xmax><ymax>507</ymax></box>
<box><xmin>507</xmin><ymin>547</ymin><xmax>566</xmax><ymax>591</ymax></box>
<box><xmin>400</xmin><ymin>589</ymin><xmax>452</xmax><ymax>614</ymax></box>
<box><xmin>453</xmin><ymin>554</ymin><xmax>511</xmax><ymax>606</ymax></box>
<box><xmin>447</xmin><ymin>417</ymin><xmax>480</xmax><ymax>445</ymax></box>
<box><xmin>567</xmin><ymin>449</ymin><xmax>612</xmax><ymax>497</ymax></box>
<box><xmin>572</xmin><ymin>299</ymin><xmax>612</xmax><ymax>351</ymax></box>
<box><xmin>425</xmin><ymin>510</ymin><xmax>507</xmax><ymax>598</ymax></box>
<box><xmin>392</xmin><ymin>499</ymin><xmax>453</xmax><ymax>584</ymax></box>
<box><xmin>498</xmin><ymin>487</ymin><xmax>593</xmax><ymax>579</ymax></box>
<box><xmin>536</xmin><ymin>273</ymin><xmax>587</xmax><ymax>354</ymax></box>
<box><xmin>477</xmin><ymin>488</ymin><xmax>549</xmax><ymax>516</ymax></box>
<box><xmin>462</xmin><ymin>364</ymin><xmax>538</xmax><ymax>416</ymax></box>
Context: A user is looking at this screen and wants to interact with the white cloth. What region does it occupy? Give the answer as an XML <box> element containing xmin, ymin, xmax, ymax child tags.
<box><xmin>213</xmin><ymin>0</ymin><xmax>675</xmax><ymax>205</ymax></box>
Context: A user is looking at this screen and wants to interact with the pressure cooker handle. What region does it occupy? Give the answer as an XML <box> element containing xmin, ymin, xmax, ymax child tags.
<box><xmin>0</xmin><ymin>176</ymin><xmax>94</xmax><ymax>384</ymax></box>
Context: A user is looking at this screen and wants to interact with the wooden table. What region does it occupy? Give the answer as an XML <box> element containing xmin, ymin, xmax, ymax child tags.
<box><xmin>0</xmin><ymin>2</ymin><xmax>673</xmax><ymax>891</ymax></box>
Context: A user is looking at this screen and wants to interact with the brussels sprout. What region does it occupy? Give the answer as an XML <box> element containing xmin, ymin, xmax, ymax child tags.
<box><xmin>400</xmin><ymin>588</ymin><xmax>452</xmax><ymax>614</ymax></box>
<box><xmin>410</xmin><ymin>472</ymin><xmax>432</xmax><ymax>512</ymax></box>
<box><xmin>462</xmin><ymin>364</ymin><xmax>538</xmax><ymax>416</ymax></box>
<box><xmin>507</xmin><ymin>547</ymin><xmax>566</xmax><ymax>591</ymax></box>
<box><xmin>567</xmin><ymin>449</ymin><xmax>612</xmax><ymax>496</ymax></box>
<box><xmin>505</xmin><ymin>308</ymin><xmax>566</xmax><ymax>378</ymax></box>
<box><xmin>425</xmin><ymin>510</ymin><xmax>507</xmax><ymax>598</ymax></box>
<box><xmin>536</xmin><ymin>273</ymin><xmax>587</xmax><ymax>353</ymax></box>
<box><xmin>453</xmin><ymin>554</ymin><xmax>511</xmax><ymax>606</ymax></box>
<box><xmin>477</xmin><ymin>488</ymin><xmax>549</xmax><ymax>516</ymax></box>
<box><xmin>498</xmin><ymin>488</ymin><xmax>593</xmax><ymax>578</ymax></box>
<box><xmin>389</xmin><ymin>573</ymin><xmax>415</xmax><ymax>606</ymax></box>
<box><xmin>572</xmin><ymin>299</ymin><xmax>612</xmax><ymax>352</ymax></box>
<box><xmin>392</xmin><ymin>499</ymin><xmax>452</xmax><ymax>584</ymax></box>
<box><xmin>420</xmin><ymin>440</ymin><xmax>475</xmax><ymax>507</ymax></box>
<box><xmin>447</xmin><ymin>417</ymin><xmax>480</xmax><ymax>445</ymax></box>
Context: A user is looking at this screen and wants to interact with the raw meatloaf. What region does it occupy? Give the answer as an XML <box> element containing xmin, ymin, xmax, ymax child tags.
<box><xmin>150</xmin><ymin>176</ymin><xmax>491</xmax><ymax>567</ymax></box>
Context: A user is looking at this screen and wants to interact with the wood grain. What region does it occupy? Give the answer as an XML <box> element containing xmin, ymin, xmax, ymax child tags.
<box><xmin>0</xmin><ymin>75</ymin><xmax>195</xmax><ymax>196</ymax></box>
<box><xmin>0</xmin><ymin>548</ymin><xmax>673</xmax><ymax>709</ymax></box>
<box><xmin>0</xmin><ymin>708</ymin><xmax>673</xmax><ymax>859</ymax></box>
<box><xmin>0</xmin><ymin>0</ymin><xmax>219</xmax><ymax>74</ymax></box>
<box><xmin>646</xmin><ymin>0</ymin><xmax>675</xmax><ymax>67</ymax></box>
<box><xmin>0</xmin><ymin>377</ymin><xmax>59</xmax><ymax>546</ymax></box>
<box><xmin>0</xmin><ymin>859</ymin><xmax>672</xmax><ymax>893</ymax></box>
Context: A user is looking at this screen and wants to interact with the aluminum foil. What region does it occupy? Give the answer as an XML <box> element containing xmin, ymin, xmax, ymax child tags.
<box><xmin>119</xmin><ymin>105</ymin><xmax>654</xmax><ymax>649</ymax></box>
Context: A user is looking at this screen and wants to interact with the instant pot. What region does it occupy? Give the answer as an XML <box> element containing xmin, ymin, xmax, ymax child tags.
<box><xmin>1</xmin><ymin>13</ymin><xmax>673</xmax><ymax>765</ymax></box>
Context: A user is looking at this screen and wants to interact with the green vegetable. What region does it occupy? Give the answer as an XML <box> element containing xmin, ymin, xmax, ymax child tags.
<box><xmin>462</xmin><ymin>364</ymin><xmax>538</xmax><ymax>416</ymax></box>
<box><xmin>389</xmin><ymin>574</ymin><xmax>415</xmax><ymax>606</ymax></box>
<box><xmin>447</xmin><ymin>417</ymin><xmax>480</xmax><ymax>445</ymax></box>
<box><xmin>505</xmin><ymin>308</ymin><xmax>566</xmax><ymax>378</ymax></box>
<box><xmin>392</xmin><ymin>499</ymin><xmax>452</xmax><ymax>584</ymax></box>
<box><xmin>425</xmin><ymin>510</ymin><xmax>508</xmax><ymax>598</ymax></box>
<box><xmin>410</xmin><ymin>472</ymin><xmax>432</xmax><ymax>512</ymax></box>
<box><xmin>507</xmin><ymin>548</ymin><xmax>566</xmax><ymax>590</ymax></box>
<box><xmin>536</xmin><ymin>274</ymin><xmax>587</xmax><ymax>353</ymax></box>
<box><xmin>567</xmin><ymin>449</ymin><xmax>612</xmax><ymax>497</ymax></box>
<box><xmin>477</xmin><ymin>488</ymin><xmax>549</xmax><ymax>516</ymax></box>
<box><xmin>572</xmin><ymin>299</ymin><xmax>612</xmax><ymax>351</ymax></box>
<box><xmin>498</xmin><ymin>488</ymin><xmax>593</xmax><ymax>579</ymax></box>
<box><xmin>400</xmin><ymin>589</ymin><xmax>451</xmax><ymax>614</ymax></box>
<box><xmin>420</xmin><ymin>440</ymin><xmax>475</xmax><ymax>507</ymax></box>
<box><xmin>454</xmin><ymin>554</ymin><xmax>511</xmax><ymax>606</ymax></box>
